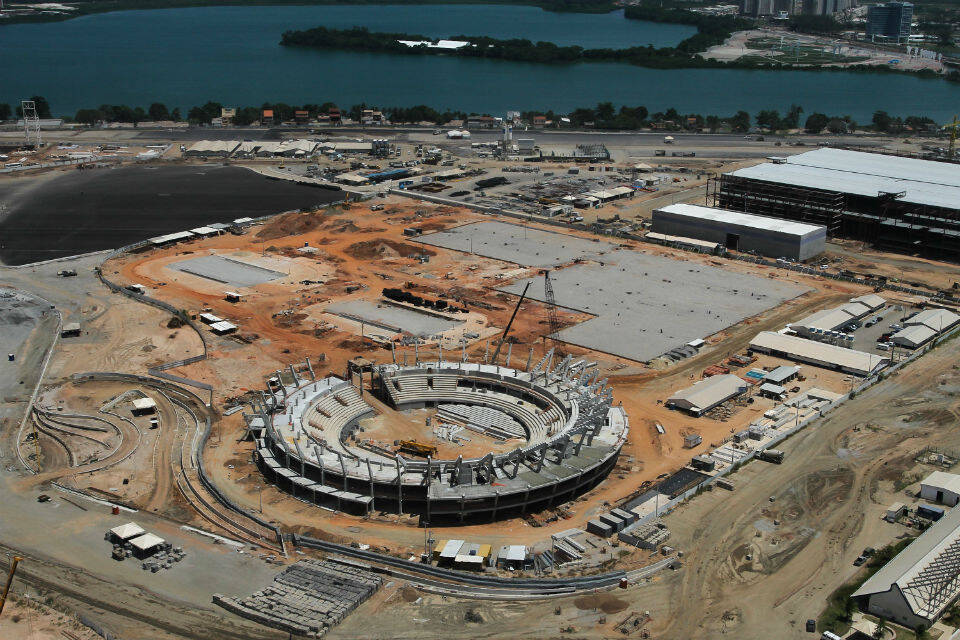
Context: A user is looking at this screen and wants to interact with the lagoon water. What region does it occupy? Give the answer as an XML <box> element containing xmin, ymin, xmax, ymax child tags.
<box><xmin>1</xmin><ymin>4</ymin><xmax>958</xmax><ymax>119</ymax></box>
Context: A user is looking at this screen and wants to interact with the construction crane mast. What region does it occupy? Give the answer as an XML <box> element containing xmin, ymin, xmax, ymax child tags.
<box><xmin>944</xmin><ymin>114</ymin><xmax>960</xmax><ymax>158</ymax></box>
<box><xmin>540</xmin><ymin>270</ymin><xmax>564</xmax><ymax>355</ymax></box>
<box><xmin>21</xmin><ymin>100</ymin><xmax>41</xmax><ymax>150</ymax></box>
<box><xmin>0</xmin><ymin>556</ymin><xmax>22</xmax><ymax>618</ymax></box>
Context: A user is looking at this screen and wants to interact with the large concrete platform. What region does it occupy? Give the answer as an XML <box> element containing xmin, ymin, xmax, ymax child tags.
<box><xmin>500</xmin><ymin>250</ymin><xmax>809</xmax><ymax>362</ymax></box>
<box><xmin>170</xmin><ymin>254</ymin><xmax>285</xmax><ymax>287</ymax></box>
<box><xmin>418</xmin><ymin>221</ymin><xmax>618</xmax><ymax>268</ymax></box>
<box><xmin>325</xmin><ymin>299</ymin><xmax>461</xmax><ymax>337</ymax></box>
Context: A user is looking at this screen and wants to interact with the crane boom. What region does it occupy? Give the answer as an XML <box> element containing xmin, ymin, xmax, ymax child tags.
<box><xmin>492</xmin><ymin>281</ymin><xmax>530</xmax><ymax>364</ymax></box>
<box><xmin>0</xmin><ymin>556</ymin><xmax>22</xmax><ymax>618</ymax></box>
<box><xmin>541</xmin><ymin>270</ymin><xmax>564</xmax><ymax>355</ymax></box>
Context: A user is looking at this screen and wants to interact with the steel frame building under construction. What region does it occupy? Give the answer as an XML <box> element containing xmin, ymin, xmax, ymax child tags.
<box><xmin>709</xmin><ymin>148</ymin><xmax>960</xmax><ymax>259</ymax></box>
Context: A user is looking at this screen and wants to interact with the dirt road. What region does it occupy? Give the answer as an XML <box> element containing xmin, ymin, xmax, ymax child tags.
<box><xmin>645</xmin><ymin>338</ymin><xmax>960</xmax><ymax>638</ymax></box>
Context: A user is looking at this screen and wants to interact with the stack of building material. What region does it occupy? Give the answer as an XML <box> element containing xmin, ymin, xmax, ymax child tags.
<box><xmin>213</xmin><ymin>559</ymin><xmax>382</xmax><ymax>638</ymax></box>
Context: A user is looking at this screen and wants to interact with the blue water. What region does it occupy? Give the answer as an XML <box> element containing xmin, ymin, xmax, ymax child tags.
<box><xmin>1</xmin><ymin>4</ymin><xmax>958</xmax><ymax>120</ymax></box>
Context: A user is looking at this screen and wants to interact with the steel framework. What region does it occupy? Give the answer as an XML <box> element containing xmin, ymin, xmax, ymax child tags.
<box><xmin>901</xmin><ymin>537</ymin><xmax>960</xmax><ymax>618</ymax></box>
<box><xmin>20</xmin><ymin>100</ymin><xmax>41</xmax><ymax>149</ymax></box>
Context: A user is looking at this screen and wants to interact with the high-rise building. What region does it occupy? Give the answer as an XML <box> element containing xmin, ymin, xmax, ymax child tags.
<box><xmin>867</xmin><ymin>2</ymin><xmax>913</xmax><ymax>41</ymax></box>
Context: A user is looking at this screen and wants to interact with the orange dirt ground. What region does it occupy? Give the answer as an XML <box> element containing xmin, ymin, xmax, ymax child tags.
<box><xmin>103</xmin><ymin>197</ymin><xmax>879</xmax><ymax>553</ymax></box>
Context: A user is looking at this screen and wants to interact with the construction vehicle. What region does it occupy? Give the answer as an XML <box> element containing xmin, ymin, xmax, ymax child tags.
<box><xmin>757</xmin><ymin>449</ymin><xmax>785</xmax><ymax>464</ymax></box>
<box><xmin>398</xmin><ymin>440</ymin><xmax>438</xmax><ymax>458</ymax></box>
<box><xmin>0</xmin><ymin>556</ymin><xmax>22</xmax><ymax>618</ymax></box>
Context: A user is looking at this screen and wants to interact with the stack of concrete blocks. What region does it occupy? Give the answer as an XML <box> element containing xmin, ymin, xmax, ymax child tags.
<box><xmin>621</xmin><ymin>521</ymin><xmax>671</xmax><ymax>551</ymax></box>
<box><xmin>610</xmin><ymin>508</ymin><xmax>637</xmax><ymax>527</ymax></box>
<box><xmin>213</xmin><ymin>559</ymin><xmax>383</xmax><ymax>638</ymax></box>
<box><xmin>586</xmin><ymin>518</ymin><xmax>614</xmax><ymax>538</ymax></box>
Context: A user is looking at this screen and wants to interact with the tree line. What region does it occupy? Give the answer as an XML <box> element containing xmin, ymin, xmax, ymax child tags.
<box><xmin>1</xmin><ymin>95</ymin><xmax>939</xmax><ymax>134</ymax></box>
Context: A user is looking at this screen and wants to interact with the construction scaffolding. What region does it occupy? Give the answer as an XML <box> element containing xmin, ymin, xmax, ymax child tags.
<box><xmin>709</xmin><ymin>175</ymin><xmax>845</xmax><ymax>233</ymax></box>
<box><xmin>709</xmin><ymin>170</ymin><xmax>960</xmax><ymax>260</ymax></box>
<box><xmin>20</xmin><ymin>100</ymin><xmax>41</xmax><ymax>150</ymax></box>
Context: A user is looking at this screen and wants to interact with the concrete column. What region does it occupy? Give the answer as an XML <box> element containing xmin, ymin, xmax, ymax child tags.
<box><xmin>391</xmin><ymin>342</ymin><xmax>396</xmax><ymax>364</ymax></box>
<box><xmin>484</xmin><ymin>340</ymin><xmax>489</xmax><ymax>364</ymax></box>
<box><xmin>526</xmin><ymin>347</ymin><xmax>534</xmax><ymax>372</ymax></box>
<box><xmin>366</xmin><ymin>459</ymin><xmax>375</xmax><ymax>510</ymax></box>
<box><xmin>314</xmin><ymin>446</ymin><xmax>325</xmax><ymax>488</ymax></box>
<box><xmin>305</xmin><ymin>357</ymin><xmax>316</xmax><ymax>381</ymax></box>
<box><xmin>575</xmin><ymin>428</ymin><xmax>588</xmax><ymax>455</ymax></box>
<box><xmin>414</xmin><ymin>342</ymin><xmax>419</xmax><ymax>364</ymax></box>
<box><xmin>337</xmin><ymin>451</ymin><xmax>348</xmax><ymax>490</ymax></box>
<box><xmin>505</xmin><ymin>343</ymin><xmax>513</xmax><ymax>368</ymax></box>
<box><xmin>289</xmin><ymin>364</ymin><xmax>300</xmax><ymax>388</ymax></box>
<box><xmin>395</xmin><ymin>455</ymin><xmax>404</xmax><ymax>515</ymax></box>
<box><xmin>426</xmin><ymin>456</ymin><xmax>432</xmax><ymax>487</ymax></box>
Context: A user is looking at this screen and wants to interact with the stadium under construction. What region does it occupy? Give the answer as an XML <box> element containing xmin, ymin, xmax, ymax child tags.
<box><xmin>250</xmin><ymin>352</ymin><xmax>629</xmax><ymax>524</ymax></box>
<box><xmin>710</xmin><ymin>148</ymin><xmax>960</xmax><ymax>259</ymax></box>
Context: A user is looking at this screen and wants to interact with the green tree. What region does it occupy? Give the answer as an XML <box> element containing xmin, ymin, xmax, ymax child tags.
<box><xmin>872</xmin><ymin>110</ymin><xmax>893</xmax><ymax>132</ymax></box>
<box><xmin>187</xmin><ymin>106</ymin><xmax>212</xmax><ymax>124</ymax></box>
<box><xmin>804</xmin><ymin>112</ymin><xmax>829</xmax><ymax>133</ymax></box>
<box><xmin>783</xmin><ymin>104</ymin><xmax>803</xmax><ymax>129</ymax></box>
<box><xmin>595</xmin><ymin>101</ymin><xmax>615</xmax><ymax>122</ymax></box>
<box><xmin>171</xmin><ymin>107</ymin><xmax>181</xmax><ymax>121</ymax></box>
<box><xmin>705</xmin><ymin>115</ymin><xmax>720</xmax><ymax>133</ymax></box>
<box><xmin>0</xmin><ymin>103</ymin><xmax>11</xmax><ymax>121</ymax></box>
<box><xmin>74</xmin><ymin>109</ymin><xmax>102</xmax><ymax>126</ymax></box>
<box><xmin>827</xmin><ymin>117</ymin><xmax>847</xmax><ymax>134</ymax></box>
<box><xmin>148</xmin><ymin>102</ymin><xmax>171</xmax><ymax>121</ymax></box>
<box><xmin>756</xmin><ymin>109</ymin><xmax>781</xmax><ymax>131</ymax></box>
<box><xmin>730</xmin><ymin>110</ymin><xmax>750</xmax><ymax>132</ymax></box>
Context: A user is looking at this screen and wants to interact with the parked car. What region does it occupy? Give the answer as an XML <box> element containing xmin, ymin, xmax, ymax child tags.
<box><xmin>853</xmin><ymin>555</ymin><xmax>867</xmax><ymax>566</ymax></box>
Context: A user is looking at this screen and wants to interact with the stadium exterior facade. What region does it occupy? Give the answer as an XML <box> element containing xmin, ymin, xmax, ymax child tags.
<box><xmin>248</xmin><ymin>352</ymin><xmax>628</xmax><ymax>523</ymax></box>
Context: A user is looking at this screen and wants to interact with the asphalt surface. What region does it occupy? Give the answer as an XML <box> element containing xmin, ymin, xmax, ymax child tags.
<box><xmin>0</xmin><ymin>165</ymin><xmax>343</xmax><ymax>265</ymax></box>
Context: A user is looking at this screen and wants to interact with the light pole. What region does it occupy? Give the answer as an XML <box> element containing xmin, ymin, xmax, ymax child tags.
<box><xmin>257</xmin><ymin>485</ymin><xmax>263</xmax><ymax>513</ymax></box>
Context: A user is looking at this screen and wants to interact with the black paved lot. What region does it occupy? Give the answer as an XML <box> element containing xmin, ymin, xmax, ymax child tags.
<box><xmin>0</xmin><ymin>165</ymin><xmax>342</xmax><ymax>265</ymax></box>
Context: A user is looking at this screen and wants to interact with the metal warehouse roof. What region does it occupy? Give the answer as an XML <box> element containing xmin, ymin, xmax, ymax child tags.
<box><xmin>891</xmin><ymin>324</ymin><xmax>937</xmax><ymax>347</ymax></box>
<box><xmin>922</xmin><ymin>471</ymin><xmax>960</xmax><ymax>494</ymax></box>
<box><xmin>787</xmin><ymin>148</ymin><xmax>960</xmax><ymax>190</ymax></box>
<box><xmin>656</xmin><ymin>203</ymin><xmax>825</xmax><ymax>236</ymax></box>
<box><xmin>728</xmin><ymin>156</ymin><xmax>960</xmax><ymax>211</ymax></box>
<box><xmin>750</xmin><ymin>331</ymin><xmax>888</xmax><ymax>376</ymax></box>
<box><xmin>764</xmin><ymin>365</ymin><xmax>799</xmax><ymax>384</ymax></box>
<box><xmin>790</xmin><ymin>307</ymin><xmax>858</xmax><ymax>332</ymax></box>
<box><xmin>850</xmin><ymin>293</ymin><xmax>886</xmax><ymax>310</ymax></box>
<box><xmin>905</xmin><ymin>308</ymin><xmax>960</xmax><ymax>332</ymax></box>
<box><xmin>853</xmin><ymin>502</ymin><xmax>960</xmax><ymax>620</ymax></box>
<box><xmin>667</xmin><ymin>374</ymin><xmax>748</xmax><ymax>412</ymax></box>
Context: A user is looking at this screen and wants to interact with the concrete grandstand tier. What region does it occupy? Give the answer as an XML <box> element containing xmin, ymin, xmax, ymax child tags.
<box><xmin>250</xmin><ymin>352</ymin><xmax>628</xmax><ymax>523</ymax></box>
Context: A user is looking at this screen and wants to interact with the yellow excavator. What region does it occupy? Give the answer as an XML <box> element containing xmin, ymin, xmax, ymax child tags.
<box><xmin>0</xmin><ymin>556</ymin><xmax>22</xmax><ymax>618</ymax></box>
<box><xmin>944</xmin><ymin>114</ymin><xmax>960</xmax><ymax>157</ymax></box>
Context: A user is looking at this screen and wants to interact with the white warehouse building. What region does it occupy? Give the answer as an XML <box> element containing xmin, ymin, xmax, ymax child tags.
<box><xmin>920</xmin><ymin>471</ymin><xmax>960</xmax><ymax>507</ymax></box>
<box><xmin>666</xmin><ymin>374</ymin><xmax>749</xmax><ymax>416</ymax></box>
<box><xmin>651</xmin><ymin>203</ymin><xmax>827</xmax><ymax>261</ymax></box>
<box><xmin>853</xmin><ymin>504</ymin><xmax>960</xmax><ymax>629</ymax></box>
